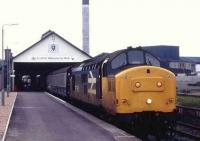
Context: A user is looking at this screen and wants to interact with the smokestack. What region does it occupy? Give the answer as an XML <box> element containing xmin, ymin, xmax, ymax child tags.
<box><xmin>82</xmin><ymin>0</ymin><xmax>89</xmax><ymax>54</ymax></box>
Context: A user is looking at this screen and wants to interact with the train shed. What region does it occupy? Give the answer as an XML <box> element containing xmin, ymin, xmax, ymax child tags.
<box><xmin>12</xmin><ymin>30</ymin><xmax>91</xmax><ymax>91</ymax></box>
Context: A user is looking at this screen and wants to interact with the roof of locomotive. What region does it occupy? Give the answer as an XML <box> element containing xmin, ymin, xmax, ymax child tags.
<box><xmin>71</xmin><ymin>46</ymin><xmax>159</xmax><ymax>72</ymax></box>
<box><xmin>82</xmin><ymin>46</ymin><xmax>155</xmax><ymax>66</ymax></box>
<box><xmin>48</xmin><ymin>66</ymin><xmax>72</xmax><ymax>75</ymax></box>
<box><xmin>83</xmin><ymin>53</ymin><xmax>110</xmax><ymax>64</ymax></box>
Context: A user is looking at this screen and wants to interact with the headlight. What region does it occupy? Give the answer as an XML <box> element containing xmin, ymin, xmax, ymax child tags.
<box><xmin>135</xmin><ymin>82</ymin><xmax>141</xmax><ymax>88</ymax></box>
<box><xmin>157</xmin><ymin>82</ymin><xmax>162</xmax><ymax>87</ymax></box>
<box><xmin>146</xmin><ymin>98</ymin><xmax>152</xmax><ymax>104</ymax></box>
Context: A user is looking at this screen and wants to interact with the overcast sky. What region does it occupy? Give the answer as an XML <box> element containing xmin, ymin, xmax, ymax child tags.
<box><xmin>0</xmin><ymin>0</ymin><xmax>200</xmax><ymax>57</ymax></box>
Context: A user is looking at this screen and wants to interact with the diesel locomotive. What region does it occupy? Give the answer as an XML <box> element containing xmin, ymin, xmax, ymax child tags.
<box><xmin>46</xmin><ymin>46</ymin><xmax>176</xmax><ymax>136</ymax></box>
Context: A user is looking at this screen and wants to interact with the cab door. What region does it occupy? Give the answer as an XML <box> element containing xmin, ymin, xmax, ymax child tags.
<box><xmin>66</xmin><ymin>69</ymin><xmax>71</xmax><ymax>99</ymax></box>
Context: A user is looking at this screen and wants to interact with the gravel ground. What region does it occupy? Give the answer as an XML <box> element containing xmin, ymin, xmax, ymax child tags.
<box><xmin>0</xmin><ymin>92</ymin><xmax>17</xmax><ymax>139</ymax></box>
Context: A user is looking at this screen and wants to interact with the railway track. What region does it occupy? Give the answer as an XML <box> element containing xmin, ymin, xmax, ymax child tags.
<box><xmin>173</xmin><ymin>122</ymin><xmax>200</xmax><ymax>141</ymax></box>
<box><xmin>178</xmin><ymin>121</ymin><xmax>200</xmax><ymax>131</ymax></box>
<box><xmin>174</xmin><ymin>105</ymin><xmax>200</xmax><ymax>140</ymax></box>
<box><xmin>176</xmin><ymin>105</ymin><xmax>200</xmax><ymax>119</ymax></box>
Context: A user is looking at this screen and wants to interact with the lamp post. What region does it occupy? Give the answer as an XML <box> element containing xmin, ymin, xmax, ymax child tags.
<box><xmin>1</xmin><ymin>24</ymin><xmax>18</xmax><ymax>106</ymax></box>
<box><xmin>6</xmin><ymin>48</ymin><xmax>11</xmax><ymax>97</ymax></box>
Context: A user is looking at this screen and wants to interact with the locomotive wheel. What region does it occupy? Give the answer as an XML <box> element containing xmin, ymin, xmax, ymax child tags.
<box><xmin>165</xmin><ymin>120</ymin><xmax>176</xmax><ymax>139</ymax></box>
<box><xmin>154</xmin><ymin>119</ymin><xmax>176</xmax><ymax>140</ymax></box>
<box><xmin>132</xmin><ymin>118</ymin><xmax>149</xmax><ymax>138</ymax></box>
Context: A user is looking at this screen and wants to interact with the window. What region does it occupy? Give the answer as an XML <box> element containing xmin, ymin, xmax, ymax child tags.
<box><xmin>128</xmin><ymin>51</ymin><xmax>144</xmax><ymax>64</ymax></box>
<box><xmin>111</xmin><ymin>53</ymin><xmax>127</xmax><ymax>69</ymax></box>
<box><xmin>169</xmin><ymin>62</ymin><xmax>179</xmax><ymax>69</ymax></box>
<box><xmin>145</xmin><ymin>53</ymin><xmax>160</xmax><ymax>67</ymax></box>
<box><xmin>179</xmin><ymin>62</ymin><xmax>185</xmax><ymax>69</ymax></box>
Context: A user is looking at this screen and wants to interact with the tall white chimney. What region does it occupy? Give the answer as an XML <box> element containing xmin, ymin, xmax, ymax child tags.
<box><xmin>82</xmin><ymin>0</ymin><xmax>89</xmax><ymax>54</ymax></box>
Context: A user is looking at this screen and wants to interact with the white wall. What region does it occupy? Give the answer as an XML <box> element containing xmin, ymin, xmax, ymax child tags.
<box><xmin>13</xmin><ymin>34</ymin><xmax>90</xmax><ymax>63</ymax></box>
<box><xmin>196</xmin><ymin>64</ymin><xmax>200</xmax><ymax>72</ymax></box>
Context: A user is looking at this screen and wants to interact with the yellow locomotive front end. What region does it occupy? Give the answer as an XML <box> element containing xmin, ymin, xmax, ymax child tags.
<box><xmin>114</xmin><ymin>66</ymin><xmax>176</xmax><ymax>114</ymax></box>
<box><xmin>101</xmin><ymin>47</ymin><xmax>177</xmax><ymax>137</ymax></box>
<box><xmin>102</xmin><ymin>65</ymin><xmax>176</xmax><ymax>137</ymax></box>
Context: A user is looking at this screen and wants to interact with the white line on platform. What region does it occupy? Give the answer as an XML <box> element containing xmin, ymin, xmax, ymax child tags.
<box><xmin>15</xmin><ymin>106</ymin><xmax>42</xmax><ymax>109</ymax></box>
<box><xmin>2</xmin><ymin>93</ymin><xmax>17</xmax><ymax>141</ymax></box>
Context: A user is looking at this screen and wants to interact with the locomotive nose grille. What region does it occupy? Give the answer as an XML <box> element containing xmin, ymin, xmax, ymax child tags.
<box><xmin>132</xmin><ymin>77</ymin><xmax>164</xmax><ymax>92</ymax></box>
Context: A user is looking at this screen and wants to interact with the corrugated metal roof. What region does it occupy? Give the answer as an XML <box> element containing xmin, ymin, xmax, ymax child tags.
<box><xmin>180</xmin><ymin>57</ymin><xmax>200</xmax><ymax>63</ymax></box>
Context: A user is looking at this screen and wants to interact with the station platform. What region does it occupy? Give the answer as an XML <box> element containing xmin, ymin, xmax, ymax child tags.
<box><xmin>5</xmin><ymin>92</ymin><xmax>140</xmax><ymax>141</ymax></box>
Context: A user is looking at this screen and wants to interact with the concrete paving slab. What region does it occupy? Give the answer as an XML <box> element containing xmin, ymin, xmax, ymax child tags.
<box><xmin>5</xmin><ymin>92</ymin><xmax>140</xmax><ymax>141</ymax></box>
<box><xmin>45</xmin><ymin>92</ymin><xmax>140</xmax><ymax>141</ymax></box>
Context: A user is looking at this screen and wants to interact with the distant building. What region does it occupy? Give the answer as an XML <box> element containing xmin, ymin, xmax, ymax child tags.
<box><xmin>180</xmin><ymin>57</ymin><xmax>200</xmax><ymax>75</ymax></box>
<box><xmin>143</xmin><ymin>45</ymin><xmax>179</xmax><ymax>60</ymax></box>
<box><xmin>10</xmin><ymin>30</ymin><xmax>91</xmax><ymax>91</ymax></box>
<box><xmin>143</xmin><ymin>45</ymin><xmax>196</xmax><ymax>75</ymax></box>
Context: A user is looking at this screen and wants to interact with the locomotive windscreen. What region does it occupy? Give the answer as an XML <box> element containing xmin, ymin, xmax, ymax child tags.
<box><xmin>128</xmin><ymin>50</ymin><xmax>144</xmax><ymax>65</ymax></box>
<box><xmin>111</xmin><ymin>50</ymin><xmax>160</xmax><ymax>70</ymax></box>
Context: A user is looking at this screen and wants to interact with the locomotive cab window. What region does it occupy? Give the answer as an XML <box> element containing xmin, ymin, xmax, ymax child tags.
<box><xmin>128</xmin><ymin>50</ymin><xmax>144</xmax><ymax>65</ymax></box>
<box><xmin>145</xmin><ymin>53</ymin><xmax>160</xmax><ymax>67</ymax></box>
<box><xmin>111</xmin><ymin>53</ymin><xmax>127</xmax><ymax>69</ymax></box>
